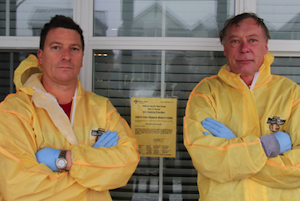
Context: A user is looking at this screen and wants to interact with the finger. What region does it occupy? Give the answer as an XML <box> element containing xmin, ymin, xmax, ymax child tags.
<box><xmin>202</xmin><ymin>120</ymin><xmax>218</xmax><ymax>129</ymax></box>
<box><xmin>202</xmin><ymin>121</ymin><xmax>220</xmax><ymax>135</ymax></box>
<box><xmin>101</xmin><ymin>132</ymin><xmax>118</xmax><ymax>147</ymax></box>
<box><xmin>98</xmin><ymin>130</ymin><xmax>111</xmax><ymax>141</ymax></box>
<box><xmin>94</xmin><ymin>131</ymin><xmax>111</xmax><ymax>148</ymax></box>
<box><xmin>104</xmin><ymin>135</ymin><xmax>119</xmax><ymax>147</ymax></box>
<box><xmin>203</xmin><ymin>126</ymin><xmax>219</xmax><ymax>136</ymax></box>
<box><xmin>110</xmin><ymin>131</ymin><xmax>117</xmax><ymax>136</ymax></box>
<box><xmin>203</xmin><ymin>132</ymin><xmax>211</xmax><ymax>136</ymax></box>
<box><xmin>112</xmin><ymin>140</ymin><xmax>118</xmax><ymax>146</ymax></box>
<box><xmin>206</xmin><ymin>118</ymin><xmax>224</xmax><ymax>128</ymax></box>
<box><xmin>36</xmin><ymin>151</ymin><xmax>43</xmax><ymax>163</ymax></box>
<box><xmin>103</xmin><ymin>135</ymin><xmax>118</xmax><ymax>147</ymax></box>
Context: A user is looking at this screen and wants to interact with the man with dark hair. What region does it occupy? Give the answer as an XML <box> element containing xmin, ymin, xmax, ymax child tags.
<box><xmin>0</xmin><ymin>15</ymin><xmax>139</xmax><ymax>201</ymax></box>
<box><xmin>39</xmin><ymin>15</ymin><xmax>85</xmax><ymax>51</ymax></box>
<box><xmin>184</xmin><ymin>12</ymin><xmax>300</xmax><ymax>200</ymax></box>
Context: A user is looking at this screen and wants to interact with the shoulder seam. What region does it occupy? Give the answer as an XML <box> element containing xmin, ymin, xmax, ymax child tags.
<box><xmin>0</xmin><ymin>109</ymin><xmax>32</xmax><ymax>126</ymax></box>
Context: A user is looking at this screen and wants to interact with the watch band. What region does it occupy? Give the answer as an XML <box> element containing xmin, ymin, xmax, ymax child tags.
<box><xmin>59</xmin><ymin>150</ymin><xmax>67</xmax><ymax>160</ymax></box>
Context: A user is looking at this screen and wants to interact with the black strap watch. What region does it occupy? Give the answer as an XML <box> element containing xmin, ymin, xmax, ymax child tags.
<box><xmin>56</xmin><ymin>150</ymin><xmax>68</xmax><ymax>172</ymax></box>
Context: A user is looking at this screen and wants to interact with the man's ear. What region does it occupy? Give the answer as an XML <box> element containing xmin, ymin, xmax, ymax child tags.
<box><xmin>81</xmin><ymin>53</ymin><xmax>84</xmax><ymax>67</ymax></box>
<box><xmin>264</xmin><ymin>43</ymin><xmax>269</xmax><ymax>55</ymax></box>
<box><xmin>223</xmin><ymin>45</ymin><xmax>227</xmax><ymax>57</ymax></box>
<box><xmin>37</xmin><ymin>49</ymin><xmax>43</xmax><ymax>65</ymax></box>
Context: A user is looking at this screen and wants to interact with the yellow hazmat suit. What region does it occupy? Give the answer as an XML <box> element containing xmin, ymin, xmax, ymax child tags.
<box><xmin>184</xmin><ymin>52</ymin><xmax>300</xmax><ymax>201</ymax></box>
<box><xmin>0</xmin><ymin>55</ymin><xmax>140</xmax><ymax>201</ymax></box>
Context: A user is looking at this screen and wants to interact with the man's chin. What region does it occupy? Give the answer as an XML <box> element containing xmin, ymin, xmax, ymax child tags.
<box><xmin>56</xmin><ymin>76</ymin><xmax>77</xmax><ymax>84</ymax></box>
<box><xmin>234</xmin><ymin>65</ymin><xmax>258</xmax><ymax>75</ymax></box>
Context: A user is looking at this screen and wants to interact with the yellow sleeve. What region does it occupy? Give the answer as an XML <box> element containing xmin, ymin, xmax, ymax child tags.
<box><xmin>0</xmin><ymin>96</ymin><xmax>139</xmax><ymax>200</ymax></box>
<box><xmin>250</xmin><ymin>97</ymin><xmax>300</xmax><ymax>189</ymax></box>
<box><xmin>69</xmin><ymin>100</ymin><xmax>140</xmax><ymax>191</ymax></box>
<box><xmin>0</xmin><ymin>111</ymin><xmax>79</xmax><ymax>200</ymax></box>
<box><xmin>184</xmin><ymin>93</ymin><xmax>267</xmax><ymax>183</ymax></box>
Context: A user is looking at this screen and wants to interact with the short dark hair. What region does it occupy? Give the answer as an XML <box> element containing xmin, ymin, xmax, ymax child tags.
<box><xmin>39</xmin><ymin>15</ymin><xmax>84</xmax><ymax>51</ymax></box>
<box><xmin>219</xmin><ymin>12</ymin><xmax>270</xmax><ymax>44</ymax></box>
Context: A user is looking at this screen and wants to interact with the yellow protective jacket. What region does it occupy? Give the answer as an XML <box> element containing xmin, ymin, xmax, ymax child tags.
<box><xmin>0</xmin><ymin>55</ymin><xmax>140</xmax><ymax>201</ymax></box>
<box><xmin>184</xmin><ymin>52</ymin><xmax>300</xmax><ymax>201</ymax></box>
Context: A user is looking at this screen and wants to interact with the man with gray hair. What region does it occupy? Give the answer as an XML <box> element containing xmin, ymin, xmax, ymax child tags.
<box><xmin>184</xmin><ymin>12</ymin><xmax>300</xmax><ymax>200</ymax></box>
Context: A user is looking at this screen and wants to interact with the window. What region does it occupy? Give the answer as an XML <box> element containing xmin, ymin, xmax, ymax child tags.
<box><xmin>93</xmin><ymin>0</ymin><xmax>235</xmax><ymax>37</ymax></box>
<box><xmin>93</xmin><ymin>49</ymin><xmax>226</xmax><ymax>200</ymax></box>
<box><xmin>0</xmin><ymin>0</ymin><xmax>73</xmax><ymax>36</ymax></box>
<box><xmin>0</xmin><ymin>0</ymin><xmax>300</xmax><ymax>200</ymax></box>
<box><xmin>272</xmin><ymin>57</ymin><xmax>300</xmax><ymax>84</ymax></box>
<box><xmin>257</xmin><ymin>0</ymin><xmax>300</xmax><ymax>40</ymax></box>
<box><xmin>0</xmin><ymin>51</ymin><xmax>36</xmax><ymax>101</ymax></box>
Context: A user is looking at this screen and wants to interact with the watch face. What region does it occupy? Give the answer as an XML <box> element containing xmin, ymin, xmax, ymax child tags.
<box><xmin>56</xmin><ymin>158</ymin><xmax>67</xmax><ymax>169</ymax></box>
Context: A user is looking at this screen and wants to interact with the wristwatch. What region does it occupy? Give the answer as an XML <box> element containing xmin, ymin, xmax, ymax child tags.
<box><xmin>56</xmin><ymin>150</ymin><xmax>68</xmax><ymax>172</ymax></box>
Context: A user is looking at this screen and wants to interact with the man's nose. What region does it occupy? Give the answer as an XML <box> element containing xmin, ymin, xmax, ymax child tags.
<box><xmin>240</xmin><ymin>41</ymin><xmax>250</xmax><ymax>53</ymax></box>
<box><xmin>61</xmin><ymin>48</ymin><xmax>71</xmax><ymax>60</ymax></box>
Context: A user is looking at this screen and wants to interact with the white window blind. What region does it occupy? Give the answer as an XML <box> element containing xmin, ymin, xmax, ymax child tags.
<box><xmin>93</xmin><ymin>50</ymin><xmax>226</xmax><ymax>200</ymax></box>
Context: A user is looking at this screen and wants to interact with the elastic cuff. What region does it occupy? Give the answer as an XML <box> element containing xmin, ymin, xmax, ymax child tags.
<box><xmin>260</xmin><ymin>134</ymin><xmax>280</xmax><ymax>157</ymax></box>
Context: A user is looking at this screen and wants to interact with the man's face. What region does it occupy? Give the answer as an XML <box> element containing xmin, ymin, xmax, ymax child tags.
<box><xmin>223</xmin><ymin>18</ymin><xmax>268</xmax><ymax>78</ymax></box>
<box><xmin>37</xmin><ymin>27</ymin><xmax>83</xmax><ymax>86</ymax></box>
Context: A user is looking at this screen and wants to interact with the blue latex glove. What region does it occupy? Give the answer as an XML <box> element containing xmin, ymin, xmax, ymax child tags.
<box><xmin>273</xmin><ymin>131</ymin><xmax>292</xmax><ymax>154</ymax></box>
<box><xmin>93</xmin><ymin>130</ymin><xmax>119</xmax><ymax>148</ymax></box>
<box><xmin>202</xmin><ymin>118</ymin><xmax>236</xmax><ymax>140</ymax></box>
<box><xmin>36</xmin><ymin>147</ymin><xmax>60</xmax><ymax>172</ymax></box>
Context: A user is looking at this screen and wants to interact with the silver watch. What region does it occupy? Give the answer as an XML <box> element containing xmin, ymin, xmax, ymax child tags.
<box><xmin>56</xmin><ymin>150</ymin><xmax>68</xmax><ymax>172</ymax></box>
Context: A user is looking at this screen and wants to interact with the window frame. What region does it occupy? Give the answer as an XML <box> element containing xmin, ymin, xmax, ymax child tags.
<box><xmin>1</xmin><ymin>0</ymin><xmax>300</xmax><ymax>200</ymax></box>
<box><xmin>0</xmin><ymin>0</ymin><xmax>299</xmax><ymax>91</ymax></box>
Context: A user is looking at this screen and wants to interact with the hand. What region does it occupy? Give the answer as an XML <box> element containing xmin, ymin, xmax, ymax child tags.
<box><xmin>36</xmin><ymin>147</ymin><xmax>60</xmax><ymax>172</ymax></box>
<box><xmin>273</xmin><ymin>131</ymin><xmax>292</xmax><ymax>154</ymax></box>
<box><xmin>93</xmin><ymin>130</ymin><xmax>119</xmax><ymax>148</ymax></box>
<box><xmin>202</xmin><ymin>118</ymin><xmax>236</xmax><ymax>140</ymax></box>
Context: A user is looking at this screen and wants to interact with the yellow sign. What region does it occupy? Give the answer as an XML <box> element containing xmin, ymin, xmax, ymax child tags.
<box><xmin>131</xmin><ymin>97</ymin><xmax>177</xmax><ymax>158</ymax></box>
